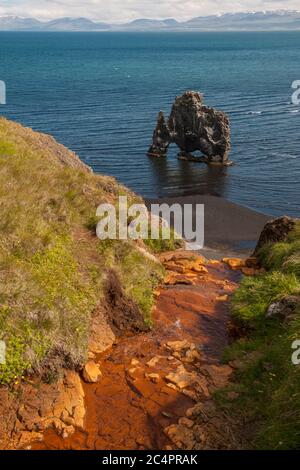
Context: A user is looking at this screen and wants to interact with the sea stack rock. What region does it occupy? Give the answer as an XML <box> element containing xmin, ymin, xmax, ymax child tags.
<box><xmin>148</xmin><ymin>111</ymin><xmax>170</xmax><ymax>157</ymax></box>
<box><xmin>147</xmin><ymin>91</ymin><xmax>231</xmax><ymax>165</ymax></box>
<box><xmin>254</xmin><ymin>216</ymin><xmax>297</xmax><ymax>255</ymax></box>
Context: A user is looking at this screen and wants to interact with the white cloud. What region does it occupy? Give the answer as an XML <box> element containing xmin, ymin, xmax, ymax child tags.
<box><xmin>0</xmin><ymin>0</ymin><xmax>299</xmax><ymax>22</ymax></box>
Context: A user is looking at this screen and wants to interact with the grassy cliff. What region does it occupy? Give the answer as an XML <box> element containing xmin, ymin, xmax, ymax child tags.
<box><xmin>217</xmin><ymin>221</ymin><xmax>300</xmax><ymax>449</ymax></box>
<box><xmin>0</xmin><ymin>118</ymin><xmax>165</xmax><ymax>385</ymax></box>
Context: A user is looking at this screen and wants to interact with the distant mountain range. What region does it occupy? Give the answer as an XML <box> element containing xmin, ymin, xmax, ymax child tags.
<box><xmin>1</xmin><ymin>11</ymin><xmax>300</xmax><ymax>32</ymax></box>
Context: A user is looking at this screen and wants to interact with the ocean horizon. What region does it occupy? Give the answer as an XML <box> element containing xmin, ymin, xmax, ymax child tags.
<box><xmin>0</xmin><ymin>30</ymin><xmax>299</xmax><ymax>217</ymax></box>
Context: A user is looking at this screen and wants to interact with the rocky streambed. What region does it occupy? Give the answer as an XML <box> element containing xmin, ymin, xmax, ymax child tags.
<box><xmin>29</xmin><ymin>251</ymin><xmax>247</xmax><ymax>450</ymax></box>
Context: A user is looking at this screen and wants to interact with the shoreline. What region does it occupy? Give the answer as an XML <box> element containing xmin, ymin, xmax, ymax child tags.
<box><xmin>145</xmin><ymin>194</ymin><xmax>270</xmax><ymax>259</ymax></box>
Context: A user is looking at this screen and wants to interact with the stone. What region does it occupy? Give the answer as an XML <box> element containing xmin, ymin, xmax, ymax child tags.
<box><xmin>164</xmin><ymin>273</ymin><xmax>194</xmax><ymax>286</ymax></box>
<box><xmin>163</xmin><ymin>257</ymin><xmax>207</xmax><ymax>278</ymax></box>
<box><xmin>54</xmin><ymin>371</ymin><xmax>86</xmax><ymax>431</ymax></box>
<box><xmin>62</xmin><ymin>429</ymin><xmax>70</xmax><ymax>440</ymax></box>
<box><xmin>241</xmin><ymin>267</ymin><xmax>260</xmax><ymax>276</ymax></box>
<box><xmin>148</xmin><ymin>91</ymin><xmax>231</xmax><ymax>165</ymax></box>
<box><xmin>166</xmin><ymin>365</ymin><xmax>199</xmax><ymax>390</ymax></box>
<box><xmin>254</xmin><ymin>216</ymin><xmax>298</xmax><ymax>255</ymax></box>
<box><xmin>145</xmin><ymin>373</ymin><xmax>160</xmax><ymax>384</ymax></box>
<box><xmin>186</xmin><ymin>401</ymin><xmax>217</xmax><ymax>421</ymax></box>
<box><xmin>245</xmin><ymin>257</ymin><xmax>259</xmax><ymax>268</ymax></box>
<box><xmin>266</xmin><ymin>295</ymin><xmax>300</xmax><ymax>321</ymax></box>
<box><xmin>131</xmin><ymin>358</ymin><xmax>140</xmax><ymax>366</ymax></box>
<box><xmin>82</xmin><ymin>360</ymin><xmax>102</xmax><ymax>383</ymax></box>
<box><xmin>184</xmin><ymin>348</ymin><xmax>202</xmax><ymax>364</ymax></box>
<box><xmin>164</xmin><ymin>424</ymin><xmax>196</xmax><ymax>450</ymax></box>
<box><xmin>166</xmin><ymin>383</ymin><xmax>178</xmax><ymax>391</ymax></box>
<box><xmin>216</xmin><ymin>294</ymin><xmax>229</xmax><ymax>302</ymax></box>
<box><xmin>17</xmin><ymin>431</ymin><xmax>43</xmax><ymax>449</ymax></box>
<box><xmin>194</xmin><ymin>376</ymin><xmax>210</xmax><ymax>398</ymax></box>
<box><xmin>160</xmin><ymin>251</ymin><xmax>206</xmax><ymax>265</ymax></box>
<box><xmin>222</xmin><ymin>258</ymin><xmax>246</xmax><ymax>270</ymax></box>
<box><xmin>178</xmin><ymin>417</ymin><xmax>194</xmax><ymax>428</ymax></box>
<box><xmin>88</xmin><ymin>306</ymin><xmax>116</xmax><ymax>356</ymax></box>
<box><xmin>166</xmin><ymin>340</ymin><xmax>192</xmax><ymax>352</ymax></box>
<box><xmin>186</xmin><ymin>403</ymin><xmax>206</xmax><ymax>419</ymax></box>
<box><xmin>200</xmin><ymin>364</ymin><xmax>232</xmax><ymax>389</ymax></box>
<box><xmin>146</xmin><ymin>356</ymin><xmax>162</xmax><ymax>368</ymax></box>
<box><xmin>187</xmin><ymin>262</ymin><xmax>208</xmax><ymax>274</ymax></box>
<box><xmin>147</xmin><ymin>111</ymin><xmax>170</xmax><ymax>157</ymax></box>
<box><xmin>126</xmin><ymin>367</ymin><xmax>138</xmax><ymax>380</ymax></box>
<box><xmin>3</xmin><ymin>369</ymin><xmax>86</xmax><ymax>449</ymax></box>
<box><xmin>173</xmin><ymin>352</ymin><xmax>182</xmax><ymax>359</ymax></box>
<box><xmin>181</xmin><ymin>389</ymin><xmax>198</xmax><ymax>401</ymax></box>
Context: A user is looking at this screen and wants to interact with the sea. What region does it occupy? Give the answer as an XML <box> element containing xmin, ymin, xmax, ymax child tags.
<box><xmin>0</xmin><ymin>31</ymin><xmax>299</xmax><ymax>216</ymax></box>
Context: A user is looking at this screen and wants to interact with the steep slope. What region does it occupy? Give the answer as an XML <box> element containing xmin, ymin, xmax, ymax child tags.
<box><xmin>0</xmin><ymin>117</ymin><xmax>163</xmax><ymax>388</ymax></box>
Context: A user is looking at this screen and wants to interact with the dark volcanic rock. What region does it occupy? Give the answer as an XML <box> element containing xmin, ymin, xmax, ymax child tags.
<box><xmin>254</xmin><ymin>216</ymin><xmax>297</xmax><ymax>255</ymax></box>
<box><xmin>148</xmin><ymin>91</ymin><xmax>231</xmax><ymax>165</ymax></box>
<box><xmin>266</xmin><ymin>295</ymin><xmax>300</xmax><ymax>322</ymax></box>
<box><xmin>148</xmin><ymin>111</ymin><xmax>170</xmax><ymax>157</ymax></box>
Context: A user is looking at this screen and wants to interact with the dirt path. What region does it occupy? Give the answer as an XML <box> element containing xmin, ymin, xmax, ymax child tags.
<box><xmin>33</xmin><ymin>253</ymin><xmax>240</xmax><ymax>450</ymax></box>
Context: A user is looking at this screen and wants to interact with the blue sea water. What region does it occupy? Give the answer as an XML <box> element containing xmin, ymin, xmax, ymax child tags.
<box><xmin>0</xmin><ymin>31</ymin><xmax>299</xmax><ymax>217</ymax></box>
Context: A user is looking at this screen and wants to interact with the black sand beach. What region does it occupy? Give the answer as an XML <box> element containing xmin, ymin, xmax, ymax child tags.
<box><xmin>146</xmin><ymin>194</ymin><xmax>270</xmax><ymax>259</ymax></box>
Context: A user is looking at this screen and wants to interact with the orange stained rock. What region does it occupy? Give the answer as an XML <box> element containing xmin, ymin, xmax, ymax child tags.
<box><xmin>31</xmin><ymin>255</ymin><xmax>240</xmax><ymax>451</ymax></box>
<box><xmin>222</xmin><ymin>258</ymin><xmax>246</xmax><ymax>270</ymax></box>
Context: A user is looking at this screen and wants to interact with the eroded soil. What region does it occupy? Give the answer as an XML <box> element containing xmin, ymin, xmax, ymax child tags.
<box><xmin>32</xmin><ymin>254</ymin><xmax>240</xmax><ymax>450</ymax></box>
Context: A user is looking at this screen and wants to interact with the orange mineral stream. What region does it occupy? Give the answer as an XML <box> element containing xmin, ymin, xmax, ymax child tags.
<box><xmin>32</xmin><ymin>258</ymin><xmax>240</xmax><ymax>450</ymax></box>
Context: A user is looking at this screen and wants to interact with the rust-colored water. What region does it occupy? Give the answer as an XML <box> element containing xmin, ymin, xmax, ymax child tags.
<box><xmin>33</xmin><ymin>261</ymin><xmax>239</xmax><ymax>450</ymax></box>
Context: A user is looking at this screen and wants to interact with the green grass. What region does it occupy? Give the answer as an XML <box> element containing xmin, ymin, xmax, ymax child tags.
<box><xmin>216</xmin><ymin>222</ymin><xmax>300</xmax><ymax>449</ymax></box>
<box><xmin>256</xmin><ymin>222</ymin><xmax>300</xmax><ymax>275</ymax></box>
<box><xmin>144</xmin><ymin>226</ymin><xmax>184</xmax><ymax>253</ymax></box>
<box><xmin>0</xmin><ymin>140</ymin><xmax>15</xmax><ymax>156</ymax></box>
<box><xmin>0</xmin><ymin>117</ymin><xmax>165</xmax><ymax>385</ymax></box>
<box><xmin>232</xmin><ymin>271</ymin><xmax>299</xmax><ymax>329</ymax></box>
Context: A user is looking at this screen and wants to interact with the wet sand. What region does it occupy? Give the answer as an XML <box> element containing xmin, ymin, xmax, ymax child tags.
<box><xmin>146</xmin><ymin>194</ymin><xmax>270</xmax><ymax>259</ymax></box>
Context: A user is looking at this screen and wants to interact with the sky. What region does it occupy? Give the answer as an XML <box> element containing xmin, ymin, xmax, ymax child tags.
<box><xmin>0</xmin><ymin>0</ymin><xmax>299</xmax><ymax>23</ymax></box>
